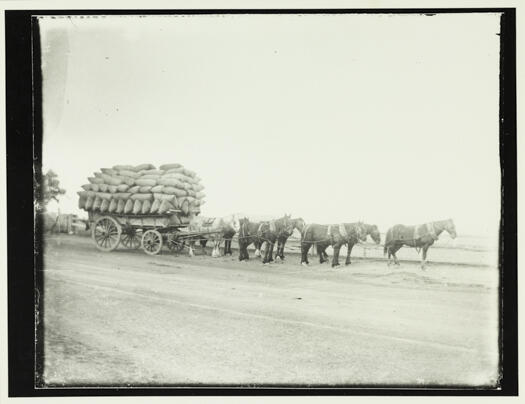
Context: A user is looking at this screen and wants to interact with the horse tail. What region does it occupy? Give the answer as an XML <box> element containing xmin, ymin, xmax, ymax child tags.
<box><xmin>383</xmin><ymin>228</ymin><xmax>391</xmax><ymax>256</ymax></box>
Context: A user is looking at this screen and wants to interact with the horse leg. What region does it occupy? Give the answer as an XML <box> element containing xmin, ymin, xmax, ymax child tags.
<box><xmin>227</xmin><ymin>238</ymin><xmax>233</xmax><ymax>255</ymax></box>
<box><xmin>280</xmin><ymin>239</ymin><xmax>285</xmax><ymax>259</ymax></box>
<box><xmin>238</xmin><ymin>242</ymin><xmax>244</xmax><ymax>261</ymax></box>
<box><xmin>268</xmin><ymin>239</ymin><xmax>275</xmax><ymax>263</ymax></box>
<box><xmin>275</xmin><ymin>239</ymin><xmax>281</xmax><ymax>260</ymax></box>
<box><xmin>345</xmin><ymin>242</ymin><xmax>355</xmax><ymax>265</ymax></box>
<box><xmin>243</xmin><ymin>243</ymin><xmax>249</xmax><ymax>260</ymax></box>
<box><xmin>280</xmin><ymin>237</ymin><xmax>287</xmax><ymax>260</ymax></box>
<box><xmin>332</xmin><ymin>243</ymin><xmax>341</xmax><ymax>268</ymax></box>
<box><xmin>421</xmin><ymin>244</ymin><xmax>430</xmax><ymax>270</ymax></box>
<box><xmin>254</xmin><ymin>239</ymin><xmax>261</xmax><ymax>257</ymax></box>
<box><xmin>242</xmin><ymin>241</ymin><xmax>251</xmax><ymax>261</ymax></box>
<box><xmin>318</xmin><ymin>243</ymin><xmax>327</xmax><ymax>264</ymax></box>
<box><xmin>301</xmin><ymin>241</ymin><xmax>310</xmax><ymax>266</ymax></box>
<box><xmin>188</xmin><ymin>240</ymin><xmax>195</xmax><ymax>257</ymax></box>
<box><xmin>263</xmin><ymin>245</ymin><xmax>270</xmax><ymax>264</ymax></box>
<box><xmin>391</xmin><ymin>244</ymin><xmax>401</xmax><ymax>266</ymax></box>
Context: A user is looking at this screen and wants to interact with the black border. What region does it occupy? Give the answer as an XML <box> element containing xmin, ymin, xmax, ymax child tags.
<box><xmin>6</xmin><ymin>8</ymin><xmax>518</xmax><ymax>397</ymax></box>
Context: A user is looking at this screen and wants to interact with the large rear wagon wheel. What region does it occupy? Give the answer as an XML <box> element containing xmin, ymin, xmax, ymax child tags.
<box><xmin>142</xmin><ymin>229</ymin><xmax>163</xmax><ymax>255</ymax></box>
<box><xmin>121</xmin><ymin>226</ymin><xmax>142</xmax><ymax>249</ymax></box>
<box><xmin>92</xmin><ymin>216</ymin><xmax>122</xmax><ymax>251</ymax></box>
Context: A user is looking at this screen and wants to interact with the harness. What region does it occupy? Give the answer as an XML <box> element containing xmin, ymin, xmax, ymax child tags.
<box><xmin>413</xmin><ymin>222</ymin><xmax>438</xmax><ymax>241</ymax></box>
<box><xmin>339</xmin><ymin>223</ymin><xmax>348</xmax><ymax>238</ymax></box>
<box><xmin>302</xmin><ymin>223</ymin><xmax>310</xmax><ymax>237</ymax></box>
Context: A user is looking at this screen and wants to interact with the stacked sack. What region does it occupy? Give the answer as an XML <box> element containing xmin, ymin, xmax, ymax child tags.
<box><xmin>77</xmin><ymin>163</ymin><xmax>206</xmax><ymax>216</ymax></box>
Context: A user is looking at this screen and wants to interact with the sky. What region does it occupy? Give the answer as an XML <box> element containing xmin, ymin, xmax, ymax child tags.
<box><xmin>39</xmin><ymin>13</ymin><xmax>502</xmax><ymax>237</ymax></box>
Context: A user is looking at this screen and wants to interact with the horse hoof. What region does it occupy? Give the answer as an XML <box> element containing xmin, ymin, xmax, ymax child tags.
<box><xmin>345</xmin><ymin>261</ymin><xmax>351</xmax><ymax>266</ymax></box>
<box><xmin>332</xmin><ymin>264</ymin><xmax>340</xmax><ymax>268</ymax></box>
<box><xmin>301</xmin><ymin>262</ymin><xmax>309</xmax><ymax>267</ymax></box>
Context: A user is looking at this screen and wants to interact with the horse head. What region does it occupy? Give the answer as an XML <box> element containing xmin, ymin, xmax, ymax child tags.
<box><xmin>445</xmin><ymin>218</ymin><xmax>457</xmax><ymax>239</ymax></box>
<box><xmin>283</xmin><ymin>213</ymin><xmax>294</xmax><ymax>235</ymax></box>
<box><xmin>356</xmin><ymin>222</ymin><xmax>368</xmax><ymax>242</ymax></box>
<box><xmin>292</xmin><ymin>217</ymin><xmax>306</xmax><ymax>233</ymax></box>
<box><xmin>368</xmin><ymin>224</ymin><xmax>381</xmax><ymax>244</ymax></box>
<box><xmin>230</xmin><ymin>213</ymin><xmax>241</xmax><ymax>233</ymax></box>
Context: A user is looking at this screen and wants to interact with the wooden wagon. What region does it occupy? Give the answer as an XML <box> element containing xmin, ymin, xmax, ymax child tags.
<box><xmin>89</xmin><ymin>209</ymin><xmax>219</xmax><ymax>256</ymax></box>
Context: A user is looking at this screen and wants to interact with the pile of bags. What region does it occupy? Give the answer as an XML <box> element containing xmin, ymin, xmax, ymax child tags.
<box><xmin>77</xmin><ymin>163</ymin><xmax>205</xmax><ymax>216</ymax></box>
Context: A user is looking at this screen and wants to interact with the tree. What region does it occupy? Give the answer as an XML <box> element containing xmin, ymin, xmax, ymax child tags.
<box><xmin>37</xmin><ymin>169</ymin><xmax>66</xmax><ymax>212</ymax></box>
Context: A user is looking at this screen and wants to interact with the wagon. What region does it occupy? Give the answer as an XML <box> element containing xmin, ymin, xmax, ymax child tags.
<box><xmin>89</xmin><ymin>209</ymin><xmax>219</xmax><ymax>256</ymax></box>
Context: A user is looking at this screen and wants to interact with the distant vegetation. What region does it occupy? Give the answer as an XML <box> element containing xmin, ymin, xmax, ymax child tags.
<box><xmin>36</xmin><ymin>169</ymin><xmax>66</xmax><ymax>212</ymax></box>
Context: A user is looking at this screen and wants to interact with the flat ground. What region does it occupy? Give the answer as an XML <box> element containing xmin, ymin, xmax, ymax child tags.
<box><xmin>41</xmin><ymin>234</ymin><xmax>499</xmax><ymax>387</ymax></box>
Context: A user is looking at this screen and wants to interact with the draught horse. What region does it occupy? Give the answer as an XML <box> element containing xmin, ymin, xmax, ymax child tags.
<box><xmin>257</xmin><ymin>214</ymin><xmax>294</xmax><ymax>264</ymax></box>
<box><xmin>300</xmin><ymin>222</ymin><xmax>370</xmax><ymax>267</ymax></box>
<box><xmin>274</xmin><ymin>217</ymin><xmax>306</xmax><ymax>261</ymax></box>
<box><xmin>383</xmin><ymin>219</ymin><xmax>457</xmax><ymax>269</ymax></box>
<box><xmin>188</xmin><ymin>214</ymin><xmax>240</xmax><ymax>257</ymax></box>
<box><xmin>343</xmin><ymin>223</ymin><xmax>381</xmax><ymax>264</ymax></box>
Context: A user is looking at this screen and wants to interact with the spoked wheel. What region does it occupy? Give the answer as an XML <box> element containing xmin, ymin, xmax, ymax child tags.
<box><xmin>166</xmin><ymin>233</ymin><xmax>185</xmax><ymax>252</ymax></box>
<box><xmin>121</xmin><ymin>226</ymin><xmax>142</xmax><ymax>249</ymax></box>
<box><xmin>92</xmin><ymin>216</ymin><xmax>122</xmax><ymax>251</ymax></box>
<box><xmin>142</xmin><ymin>229</ymin><xmax>163</xmax><ymax>255</ymax></box>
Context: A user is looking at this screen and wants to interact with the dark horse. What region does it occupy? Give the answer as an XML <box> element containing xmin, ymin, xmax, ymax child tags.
<box><xmin>383</xmin><ymin>219</ymin><xmax>457</xmax><ymax>269</ymax></box>
<box><xmin>342</xmin><ymin>223</ymin><xmax>381</xmax><ymax>264</ymax></box>
<box><xmin>274</xmin><ymin>217</ymin><xmax>306</xmax><ymax>261</ymax></box>
<box><xmin>300</xmin><ymin>222</ymin><xmax>369</xmax><ymax>267</ymax></box>
<box><xmin>238</xmin><ymin>217</ymin><xmax>263</xmax><ymax>261</ymax></box>
<box><xmin>257</xmin><ymin>214</ymin><xmax>294</xmax><ymax>264</ymax></box>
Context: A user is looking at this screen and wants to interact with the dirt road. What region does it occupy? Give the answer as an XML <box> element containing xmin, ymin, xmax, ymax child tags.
<box><xmin>41</xmin><ymin>235</ymin><xmax>499</xmax><ymax>387</ymax></box>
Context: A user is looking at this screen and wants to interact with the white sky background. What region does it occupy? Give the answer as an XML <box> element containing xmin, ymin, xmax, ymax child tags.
<box><xmin>40</xmin><ymin>13</ymin><xmax>501</xmax><ymax>237</ymax></box>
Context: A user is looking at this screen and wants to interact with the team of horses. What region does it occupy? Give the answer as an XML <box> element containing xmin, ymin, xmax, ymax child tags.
<box><xmin>186</xmin><ymin>214</ymin><xmax>457</xmax><ymax>269</ymax></box>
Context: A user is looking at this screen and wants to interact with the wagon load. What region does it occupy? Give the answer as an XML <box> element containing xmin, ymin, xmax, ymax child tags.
<box><xmin>78</xmin><ymin>163</ymin><xmax>205</xmax><ymax>216</ymax></box>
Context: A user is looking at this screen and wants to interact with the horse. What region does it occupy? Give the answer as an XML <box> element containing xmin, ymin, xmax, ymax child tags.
<box><xmin>383</xmin><ymin>219</ymin><xmax>457</xmax><ymax>269</ymax></box>
<box><xmin>300</xmin><ymin>222</ymin><xmax>367</xmax><ymax>267</ymax></box>
<box><xmin>274</xmin><ymin>217</ymin><xmax>306</xmax><ymax>261</ymax></box>
<box><xmin>238</xmin><ymin>217</ymin><xmax>264</xmax><ymax>261</ymax></box>
<box><xmin>338</xmin><ymin>223</ymin><xmax>381</xmax><ymax>266</ymax></box>
<box><xmin>188</xmin><ymin>214</ymin><xmax>241</xmax><ymax>257</ymax></box>
<box><xmin>256</xmin><ymin>214</ymin><xmax>294</xmax><ymax>264</ymax></box>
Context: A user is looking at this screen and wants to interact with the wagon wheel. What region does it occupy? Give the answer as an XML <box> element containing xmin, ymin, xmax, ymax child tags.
<box><xmin>142</xmin><ymin>229</ymin><xmax>163</xmax><ymax>255</ymax></box>
<box><xmin>167</xmin><ymin>233</ymin><xmax>185</xmax><ymax>252</ymax></box>
<box><xmin>121</xmin><ymin>226</ymin><xmax>142</xmax><ymax>249</ymax></box>
<box><xmin>92</xmin><ymin>216</ymin><xmax>121</xmax><ymax>252</ymax></box>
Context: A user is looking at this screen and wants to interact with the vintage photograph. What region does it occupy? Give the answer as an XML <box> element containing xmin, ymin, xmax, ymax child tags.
<box><xmin>35</xmin><ymin>11</ymin><xmax>503</xmax><ymax>388</ymax></box>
